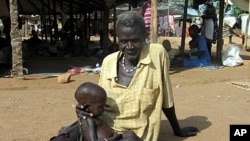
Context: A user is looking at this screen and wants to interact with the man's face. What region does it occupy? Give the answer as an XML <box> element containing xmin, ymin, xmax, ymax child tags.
<box><xmin>117</xmin><ymin>25</ymin><xmax>145</xmax><ymax>62</ymax></box>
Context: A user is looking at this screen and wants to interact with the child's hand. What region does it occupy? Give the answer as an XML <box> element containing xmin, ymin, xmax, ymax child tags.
<box><xmin>75</xmin><ymin>104</ymin><xmax>93</xmax><ymax>118</ymax></box>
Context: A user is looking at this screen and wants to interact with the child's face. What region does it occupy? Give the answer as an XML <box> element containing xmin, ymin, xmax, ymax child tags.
<box><xmin>189</xmin><ymin>29</ymin><xmax>198</xmax><ymax>38</ymax></box>
<box><xmin>87</xmin><ymin>96</ymin><xmax>106</xmax><ymax>117</ymax></box>
<box><xmin>77</xmin><ymin>91</ymin><xmax>106</xmax><ymax>117</ymax></box>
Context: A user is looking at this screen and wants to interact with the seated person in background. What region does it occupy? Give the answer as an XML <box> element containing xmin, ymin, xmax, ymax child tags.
<box><xmin>162</xmin><ymin>39</ymin><xmax>178</xmax><ymax>60</ymax></box>
<box><xmin>184</xmin><ymin>24</ymin><xmax>210</xmax><ymax>67</ymax></box>
<box><xmin>0</xmin><ymin>34</ymin><xmax>12</xmax><ymax>68</ymax></box>
<box><xmin>50</xmin><ymin>82</ymin><xmax>139</xmax><ymax>141</ymax></box>
<box><xmin>171</xmin><ymin>24</ymin><xmax>210</xmax><ymax>68</ymax></box>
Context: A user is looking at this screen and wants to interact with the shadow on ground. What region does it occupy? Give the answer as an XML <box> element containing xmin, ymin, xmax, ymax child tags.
<box><xmin>24</xmin><ymin>56</ymin><xmax>102</xmax><ymax>74</ymax></box>
<box><xmin>158</xmin><ymin>116</ymin><xmax>212</xmax><ymax>141</ymax></box>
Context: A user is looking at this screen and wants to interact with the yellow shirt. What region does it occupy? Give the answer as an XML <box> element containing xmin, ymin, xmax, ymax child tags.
<box><xmin>99</xmin><ymin>43</ymin><xmax>174</xmax><ymax>141</ymax></box>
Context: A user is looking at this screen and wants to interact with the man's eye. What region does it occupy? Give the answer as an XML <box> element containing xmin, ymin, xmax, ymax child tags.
<box><xmin>131</xmin><ymin>39</ymin><xmax>140</xmax><ymax>43</ymax></box>
<box><xmin>120</xmin><ymin>40</ymin><xmax>127</xmax><ymax>44</ymax></box>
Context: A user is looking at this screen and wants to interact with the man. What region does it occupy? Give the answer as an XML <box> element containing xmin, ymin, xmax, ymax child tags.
<box><xmin>97</xmin><ymin>11</ymin><xmax>198</xmax><ymax>140</ymax></box>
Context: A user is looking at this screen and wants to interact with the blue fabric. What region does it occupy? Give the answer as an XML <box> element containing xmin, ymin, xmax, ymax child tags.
<box><xmin>189</xmin><ymin>48</ymin><xmax>199</xmax><ymax>60</ymax></box>
<box><xmin>184</xmin><ymin>36</ymin><xmax>211</xmax><ymax>67</ymax></box>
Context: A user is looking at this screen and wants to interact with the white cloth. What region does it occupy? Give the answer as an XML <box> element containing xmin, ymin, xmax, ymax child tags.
<box><xmin>201</xmin><ymin>18</ymin><xmax>214</xmax><ymax>40</ymax></box>
<box><xmin>199</xmin><ymin>4</ymin><xmax>207</xmax><ymax>16</ymax></box>
<box><xmin>222</xmin><ymin>44</ymin><xmax>243</xmax><ymax>67</ymax></box>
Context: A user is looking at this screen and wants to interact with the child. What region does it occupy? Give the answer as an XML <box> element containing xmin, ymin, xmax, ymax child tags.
<box><xmin>75</xmin><ymin>82</ymin><xmax>119</xmax><ymax>141</ymax></box>
<box><xmin>50</xmin><ymin>82</ymin><xmax>138</xmax><ymax>141</ymax></box>
<box><xmin>188</xmin><ymin>39</ymin><xmax>199</xmax><ymax>60</ymax></box>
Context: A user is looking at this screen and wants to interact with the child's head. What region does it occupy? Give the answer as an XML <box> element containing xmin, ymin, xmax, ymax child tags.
<box><xmin>75</xmin><ymin>82</ymin><xmax>107</xmax><ymax>117</ymax></box>
<box><xmin>189</xmin><ymin>39</ymin><xmax>198</xmax><ymax>49</ymax></box>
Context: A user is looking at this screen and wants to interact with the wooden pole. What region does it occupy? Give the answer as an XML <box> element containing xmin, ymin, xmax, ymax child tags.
<box><xmin>10</xmin><ymin>0</ymin><xmax>23</xmax><ymax>78</ymax></box>
<box><xmin>113</xmin><ymin>7</ymin><xmax>117</xmax><ymax>44</ymax></box>
<box><xmin>150</xmin><ymin>0</ymin><xmax>158</xmax><ymax>43</ymax></box>
<box><xmin>53</xmin><ymin>0</ymin><xmax>58</xmax><ymax>41</ymax></box>
<box><xmin>243</xmin><ymin>0</ymin><xmax>250</xmax><ymax>50</ymax></box>
<box><xmin>102</xmin><ymin>7</ymin><xmax>110</xmax><ymax>56</ymax></box>
<box><xmin>41</xmin><ymin>0</ymin><xmax>47</xmax><ymax>40</ymax></box>
<box><xmin>47</xmin><ymin>0</ymin><xmax>52</xmax><ymax>43</ymax></box>
<box><xmin>180</xmin><ymin>0</ymin><xmax>188</xmax><ymax>53</ymax></box>
<box><xmin>216</xmin><ymin>0</ymin><xmax>225</xmax><ymax>59</ymax></box>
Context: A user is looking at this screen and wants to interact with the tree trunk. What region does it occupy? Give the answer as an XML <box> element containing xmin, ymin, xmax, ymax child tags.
<box><xmin>102</xmin><ymin>7</ymin><xmax>110</xmax><ymax>56</ymax></box>
<box><xmin>150</xmin><ymin>0</ymin><xmax>158</xmax><ymax>43</ymax></box>
<box><xmin>10</xmin><ymin>0</ymin><xmax>24</xmax><ymax>78</ymax></box>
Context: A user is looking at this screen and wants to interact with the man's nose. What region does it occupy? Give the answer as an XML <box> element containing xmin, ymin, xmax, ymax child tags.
<box><xmin>126</xmin><ymin>41</ymin><xmax>133</xmax><ymax>48</ymax></box>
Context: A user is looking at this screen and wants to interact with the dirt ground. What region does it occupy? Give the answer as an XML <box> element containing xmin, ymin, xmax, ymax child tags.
<box><xmin>0</xmin><ymin>36</ymin><xmax>250</xmax><ymax>141</ymax></box>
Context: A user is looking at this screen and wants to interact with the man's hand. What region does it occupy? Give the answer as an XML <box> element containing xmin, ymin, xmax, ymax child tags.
<box><xmin>174</xmin><ymin>126</ymin><xmax>199</xmax><ymax>137</ymax></box>
<box><xmin>162</xmin><ymin>107</ymin><xmax>199</xmax><ymax>137</ymax></box>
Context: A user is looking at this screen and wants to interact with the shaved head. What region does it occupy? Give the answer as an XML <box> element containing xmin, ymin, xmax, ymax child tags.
<box><xmin>75</xmin><ymin>82</ymin><xmax>106</xmax><ymax>104</ymax></box>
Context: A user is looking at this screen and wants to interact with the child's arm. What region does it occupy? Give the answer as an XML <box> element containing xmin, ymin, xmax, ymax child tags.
<box><xmin>189</xmin><ymin>51</ymin><xmax>205</xmax><ymax>57</ymax></box>
<box><xmin>78</xmin><ymin>116</ymin><xmax>122</xmax><ymax>141</ymax></box>
<box><xmin>78</xmin><ymin>117</ymin><xmax>98</xmax><ymax>141</ymax></box>
<box><xmin>76</xmin><ymin>105</ymin><xmax>122</xmax><ymax>141</ymax></box>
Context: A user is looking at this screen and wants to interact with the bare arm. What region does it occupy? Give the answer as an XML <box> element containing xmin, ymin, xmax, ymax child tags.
<box><xmin>78</xmin><ymin>117</ymin><xmax>98</xmax><ymax>141</ymax></box>
<box><xmin>162</xmin><ymin>106</ymin><xmax>199</xmax><ymax>137</ymax></box>
<box><xmin>76</xmin><ymin>106</ymin><xmax>122</xmax><ymax>141</ymax></box>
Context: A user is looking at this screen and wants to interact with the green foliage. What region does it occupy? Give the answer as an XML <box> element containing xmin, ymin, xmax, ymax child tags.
<box><xmin>231</xmin><ymin>6</ymin><xmax>245</xmax><ymax>18</ymax></box>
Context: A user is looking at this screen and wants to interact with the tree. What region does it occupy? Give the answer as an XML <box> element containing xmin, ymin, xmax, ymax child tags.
<box><xmin>231</xmin><ymin>6</ymin><xmax>246</xmax><ymax>18</ymax></box>
<box><xmin>9</xmin><ymin>0</ymin><xmax>24</xmax><ymax>78</ymax></box>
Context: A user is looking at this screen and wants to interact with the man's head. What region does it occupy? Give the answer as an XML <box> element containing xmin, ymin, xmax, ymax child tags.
<box><xmin>75</xmin><ymin>82</ymin><xmax>107</xmax><ymax>117</ymax></box>
<box><xmin>116</xmin><ymin>11</ymin><xmax>147</xmax><ymax>63</ymax></box>
<box><xmin>116</xmin><ymin>11</ymin><xmax>147</xmax><ymax>39</ymax></box>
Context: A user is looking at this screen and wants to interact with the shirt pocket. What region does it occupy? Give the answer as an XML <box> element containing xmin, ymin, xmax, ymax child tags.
<box><xmin>140</xmin><ymin>86</ymin><xmax>160</xmax><ymax>114</ymax></box>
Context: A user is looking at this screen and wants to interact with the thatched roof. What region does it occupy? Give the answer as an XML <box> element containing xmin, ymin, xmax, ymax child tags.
<box><xmin>0</xmin><ymin>0</ymin><xmax>143</xmax><ymax>18</ymax></box>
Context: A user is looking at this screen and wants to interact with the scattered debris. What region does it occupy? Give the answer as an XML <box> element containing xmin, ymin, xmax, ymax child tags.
<box><xmin>227</xmin><ymin>82</ymin><xmax>250</xmax><ymax>91</ymax></box>
<box><xmin>175</xmin><ymin>84</ymin><xmax>181</xmax><ymax>88</ymax></box>
<box><xmin>57</xmin><ymin>73</ymin><xmax>71</xmax><ymax>84</ymax></box>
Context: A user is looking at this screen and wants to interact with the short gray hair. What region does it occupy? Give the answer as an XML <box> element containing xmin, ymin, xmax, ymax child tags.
<box><xmin>116</xmin><ymin>11</ymin><xmax>147</xmax><ymax>39</ymax></box>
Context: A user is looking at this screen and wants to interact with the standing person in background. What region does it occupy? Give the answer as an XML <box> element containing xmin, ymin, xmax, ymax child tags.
<box><xmin>140</xmin><ymin>0</ymin><xmax>151</xmax><ymax>39</ymax></box>
<box><xmin>229</xmin><ymin>18</ymin><xmax>244</xmax><ymax>44</ymax></box>
<box><xmin>201</xmin><ymin>0</ymin><xmax>218</xmax><ymax>57</ymax></box>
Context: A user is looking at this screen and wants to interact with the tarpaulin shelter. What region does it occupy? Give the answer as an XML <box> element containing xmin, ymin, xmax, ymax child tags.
<box><xmin>1</xmin><ymin>0</ymin><xmax>240</xmax><ymax>77</ymax></box>
<box><xmin>1</xmin><ymin>0</ymin><xmax>146</xmax><ymax>77</ymax></box>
